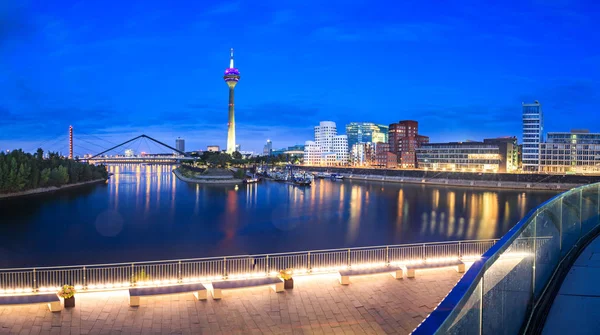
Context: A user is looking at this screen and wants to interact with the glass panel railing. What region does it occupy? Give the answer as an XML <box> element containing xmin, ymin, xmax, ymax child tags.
<box><xmin>482</xmin><ymin>218</ymin><xmax>535</xmax><ymax>334</ymax></box>
<box><xmin>560</xmin><ymin>190</ymin><xmax>581</xmax><ymax>257</ymax></box>
<box><xmin>581</xmin><ymin>185</ymin><xmax>600</xmax><ymax>236</ymax></box>
<box><xmin>445</xmin><ymin>279</ymin><xmax>482</xmax><ymax>335</ymax></box>
<box><xmin>413</xmin><ymin>183</ymin><xmax>600</xmax><ymax>335</ymax></box>
<box><xmin>534</xmin><ymin>198</ymin><xmax>561</xmax><ymax>298</ymax></box>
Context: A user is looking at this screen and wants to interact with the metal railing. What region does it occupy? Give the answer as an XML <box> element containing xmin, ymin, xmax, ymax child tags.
<box><xmin>412</xmin><ymin>182</ymin><xmax>600</xmax><ymax>334</ymax></box>
<box><xmin>0</xmin><ymin>239</ymin><xmax>497</xmax><ymax>294</ymax></box>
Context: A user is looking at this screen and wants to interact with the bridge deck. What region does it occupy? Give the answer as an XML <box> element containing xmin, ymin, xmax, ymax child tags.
<box><xmin>0</xmin><ymin>267</ymin><xmax>463</xmax><ymax>334</ymax></box>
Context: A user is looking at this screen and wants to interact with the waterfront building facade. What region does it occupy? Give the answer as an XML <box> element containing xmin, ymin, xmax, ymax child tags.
<box><xmin>303</xmin><ymin>141</ymin><xmax>321</xmax><ymax>165</ymax></box>
<box><xmin>304</xmin><ymin>121</ymin><xmax>348</xmax><ymax>166</ymax></box>
<box><xmin>176</xmin><ymin>137</ymin><xmax>185</xmax><ymax>153</ymax></box>
<box><xmin>345</xmin><ymin>122</ymin><xmax>388</xmax><ymax>153</ymax></box>
<box><xmin>483</xmin><ymin>137</ymin><xmax>519</xmax><ymax>172</ymax></box>
<box><xmin>388</xmin><ymin>120</ymin><xmax>429</xmax><ymax>168</ymax></box>
<box><xmin>522</xmin><ymin>101</ymin><xmax>543</xmax><ymax>171</ymax></box>
<box><xmin>272</xmin><ymin>145</ymin><xmax>305</xmax><ymax>159</ymax></box>
<box><xmin>350</xmin><ymin>143</ymin><xmax>374</xmax><ymax>166</ymax></box>
<box><xmin>263</xmin><ymin>140</ymin><xmax>273</xmax><ymax>156</ymax></box>
<box><xmin>332</xmin><ymin>135</ymin><xmax>349</xmax><ymax>164</ymax></box>
<box><xmin>416</xmin><ymin>140</ymin><xmax>517</xmax><ymax>172</ymax></box>
<box><xmin>374</xmin><ymin>143</ymin><xmax>397</xmax><ymax>168</ymax></box>
<box><xmin>315</xmin><ymin>121</ymin><xmax>337</xmax><ymax>152</ymax></box>
<box><xmin>539</xmin><ymin>130</ymin><xmax>600</xmax><ymax>174</ymax></box>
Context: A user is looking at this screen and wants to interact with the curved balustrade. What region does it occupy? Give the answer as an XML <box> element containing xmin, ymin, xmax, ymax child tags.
<box><xmin>412</xmin><ymin>182</ymin><xmax>600</xmax><ymax>334</ymax></box>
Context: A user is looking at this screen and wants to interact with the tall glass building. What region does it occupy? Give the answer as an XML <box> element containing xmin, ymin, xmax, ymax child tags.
<box><xmin>345</xmin><ymin>122</ymin><xmax>389</xmax><ymax>153</ymax></box>
<box><xmin>522</xmin><ymin>101</ymin><xmax>543</xmax><ymax>171</ymax></box>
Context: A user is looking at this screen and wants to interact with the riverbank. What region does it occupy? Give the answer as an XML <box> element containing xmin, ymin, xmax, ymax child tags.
<box><xmin>173</xmin><ymin>168</ymin><xmax>242</xmax><ymax>184</ymax></box>
<box><xmin>302</xmin><ymin>166</ymin><xmax>596</xmax><ymax>191</ymax></box>
<box><xmin>0</xmin><ymin>178</ymin><xmax>108</xmax><ymax>200</ymax></box>
<box><xmin>342</xmin><ymin>174</ymin><xmax>578</xmax><ymax>191</ymax></box>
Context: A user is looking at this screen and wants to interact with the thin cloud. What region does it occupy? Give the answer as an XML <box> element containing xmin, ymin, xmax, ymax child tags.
<box><xmin>312</xmin><ymin>22</ymin><xmax>452</xmax><ymax>42</ymax></box>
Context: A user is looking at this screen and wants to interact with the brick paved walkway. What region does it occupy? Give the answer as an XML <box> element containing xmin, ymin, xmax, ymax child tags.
<box><xmin>0</xmin><ymin>268</ymin><xmax>463</xmax><ymax>335</ymax></box>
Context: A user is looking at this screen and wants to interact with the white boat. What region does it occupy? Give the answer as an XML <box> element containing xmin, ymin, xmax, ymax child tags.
<box><xmin>330</xmin><ymin>173</ymin><xmax>344</xmax><ymax>180</ymax></box>
<box><xmin>316</xmin><ymin>172</ymin><xmax>331</xmax><ymax>178</ymax></box>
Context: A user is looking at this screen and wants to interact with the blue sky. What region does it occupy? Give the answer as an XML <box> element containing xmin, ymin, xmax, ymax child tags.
<box><xmin>1</xmin><ymin>0</ymin><xmax>599</xmax><ymax>154</ymax></box>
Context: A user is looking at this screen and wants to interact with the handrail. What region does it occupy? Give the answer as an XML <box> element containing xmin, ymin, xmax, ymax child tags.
<box><xmin>0</xmin><ymin>239</ymin><xmax>499</xmax><ymax>294</ymax></box>
<box><xmin>412</xmin><ymin>183</ymin><xmax>600</xmax><ymax>334</ymax></box>
<box><xmin>0</xmin><ymin>239</ymin><xmax>498</xmax><ymax>272</ymax></box>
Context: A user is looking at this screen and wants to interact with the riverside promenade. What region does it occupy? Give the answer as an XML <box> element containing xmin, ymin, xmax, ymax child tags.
<box><xmin>543</xmin><ymin>235</ymin><xmax>600</xmax><ymax>334</ymax></box>
<box><xmin>0</xmin><ymin>268</ymin><xmax>463</xmax><ymax>335</ymax></box>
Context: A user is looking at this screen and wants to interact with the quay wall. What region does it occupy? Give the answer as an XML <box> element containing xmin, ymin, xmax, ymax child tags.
<box><xmin>302</xmin><ymin>166</ymin><xmax>599</xmax><ymax>191</ymax></box>
<box><xmin>173</xmin><ymin>168</ymin><xmax>242</xmax><ymax>184</ymax></box>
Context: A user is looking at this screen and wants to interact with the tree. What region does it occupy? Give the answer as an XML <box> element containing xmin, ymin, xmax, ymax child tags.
<box><xmin>16</xmin><ymin>163</ymin><xmax>31</xmax><ymax>191</ymax></box>
<box><xmin>232</xmin><ymin>151</ymin><xmax>242</xmax><ymax>160</ymax></box>
<box><xmin>82</xmin><ymin>164</ymin><xmax>93</xmax><ymax>181</ymax></box>
<box><xmin>40</xmin><ymin>168</ymin><xmax>51</xmax><ymax>187</ymax></box>
<box><xmin>207</xmin><ymin>153</ymin><xmax>232</xmax><ymax>168</ymax></box>
<box><xmin>36</xmin><ymin>148</ymin><xmax>44</xmax><ymax>162</ymax></box>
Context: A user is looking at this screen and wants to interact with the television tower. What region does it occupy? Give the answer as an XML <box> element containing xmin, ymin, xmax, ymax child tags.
<box><xmin>69</xmin><ymin>125</ymin><xmax>73</xmax><ymax>159</ymax></box>
<box><xmin>223</xmin><ymin>48</ymin><xmax>240</xmax><ymax>154</ymax></box>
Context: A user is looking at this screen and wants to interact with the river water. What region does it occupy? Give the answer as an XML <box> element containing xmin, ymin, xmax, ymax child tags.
<box><xmin>0</xmin><ymin>164</ymin><xmax>559</xmax><ymax>268</ymax></box>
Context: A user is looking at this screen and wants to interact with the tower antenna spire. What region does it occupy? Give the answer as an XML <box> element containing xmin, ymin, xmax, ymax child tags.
<box><xmin>229</xmin><ymin>48</ymin><xmax>234</xmax><ymax>69</ymax></box>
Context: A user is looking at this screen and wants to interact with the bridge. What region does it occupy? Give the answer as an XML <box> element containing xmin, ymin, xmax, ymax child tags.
<box><xmin>24</xmin><ymin>128</ymin><xmax>198</xmax><ymax>164</ymax></box>
<box><xmin>82</xmin><ymin>134</ymin><xmax>195</xmax><ymax>164</ymax></box>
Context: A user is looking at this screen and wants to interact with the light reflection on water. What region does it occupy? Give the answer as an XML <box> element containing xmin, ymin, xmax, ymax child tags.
<box><xmin>0</xmin><ymin>164</ymin><xmax>558</xmax><ymax>267</ymax></box>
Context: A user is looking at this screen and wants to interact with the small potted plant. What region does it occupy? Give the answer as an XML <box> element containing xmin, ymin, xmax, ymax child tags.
<box><xmin>278</xmin><ymin>268</ymin><xmax>293</xmax><ymax>289</ymax></box>
<box><xmin>58</xmin><ymin>285</ymin><xmax>76</xmax><ymax>308</ymax></box>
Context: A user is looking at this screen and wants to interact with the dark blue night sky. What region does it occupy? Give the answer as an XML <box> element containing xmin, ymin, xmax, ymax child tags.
<box><xmin>1</xmin><ymin>0</ymin><xmax>599</xmax><ymax>154</ymax></box>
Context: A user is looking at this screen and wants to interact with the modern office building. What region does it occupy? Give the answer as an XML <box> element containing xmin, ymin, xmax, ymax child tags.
<box><xmin>272</xmin><ymin>145</ymin><xmax>305</xmax><ymax>159</ymax></box>
<box><xmin>375</xmin><ymin>143</ymin><xmax>398</xmax><ymax>168</ymax></box>
<box><xmin>314</xmin><ymin>121</ymin><xmax>337</xmax><ymax>152</ymax></box>
<box><xmin>263</xmin><ymin>140</ymin><xmax>273</xmax><ymax>156</ymax></box>
<box><xmin>350</xmin><ymin>143</ymin><xmax>373</xmax><ymax>166</ymax></box>
<box><xmin>303</xmin><ymin>141</ymin><xmax>321</xmax><ymax>165</ymax></box>
<box><xmin>522</xmin><ymin>101</ymin><xmax>543</xmax><ymax>171</ymax></box>
<box><xmin>351</xmin><ymin>142</ymin><xmax>395</xmax><ymax>168</ymax></box>
<box><xmin>176</xmin><ymin>137</ymin><xmax>185</xmax><ymax>153</ymax></box>
<box><xmin>345</xmin><ymin>122</ymin><xmax>388</xmax><ymax>153</ymax></box>
<box><xmin>416</xmin><ymin>140</ymin><xmax>517</xmax><ymax>172</ymax></box>
<box><xmin>483</xmin><ymin>136</ymin><xmax>519</xmax><ymax>172</ymax></box>
<box><xmin>304</xmin><ymin>121</ymin><xmax>347</xmax><ymax>166</ymax></box>
<box><xmin>207</xmin><ymin>145</ymin><xmax>220</xmax><ymax>152</ymax></box>
<box><xmin>388</xmin><ymin>120</ymin><xmax>429</xmax><ymax>168</ymax></box>
<box><xmin>539</xmin><ymin>130</ymin><xmax>600</xmax><ymax>174</ymax></box>
<box><xmin>235</xmin><ymin>144</ymin><xmax>241</xmax><ymax>152</ymax></box>
<box><xmin>223</xmin><ymin>48</ymin><xmax>240</xmax><ymax>154</ymax></box>
<box><xmin>332</xmin><ymin>135</ymin><xmax>349</xmax><ymax>163</ymax></box>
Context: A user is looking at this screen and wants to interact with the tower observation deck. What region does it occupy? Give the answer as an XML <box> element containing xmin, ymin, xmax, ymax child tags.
<box><xmin>224</xmin><ymin>48</ymin><xmax>240</xmax><ymax>154</ymax></box>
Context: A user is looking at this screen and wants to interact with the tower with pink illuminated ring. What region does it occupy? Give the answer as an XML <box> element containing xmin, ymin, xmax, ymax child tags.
<box><xmin>224</xmin><ymin>48</ymin><xmax>240</xmax><ymax>154</ymax></box>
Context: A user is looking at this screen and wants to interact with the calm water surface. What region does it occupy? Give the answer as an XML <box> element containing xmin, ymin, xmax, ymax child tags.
<box><xmin>0</xmin><ymin>164</ymin><xmax>559</xmax><ymax>268</ymax></box>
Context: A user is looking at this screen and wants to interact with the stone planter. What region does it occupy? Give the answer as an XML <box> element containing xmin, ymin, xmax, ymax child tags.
<box><xmin>64</xmin><ymin>296</ymin><xmax>75</xmax><ymax>308</ymax></box>
<box><xmin>284</xmin><ymin>278</ymin><xmax>294</xmax><ymax>289</ymax></box>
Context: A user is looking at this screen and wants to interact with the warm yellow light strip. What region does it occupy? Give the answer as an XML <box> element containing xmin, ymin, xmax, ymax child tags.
<box><xmin>0</xmin><ymin>257</ymin><xmax>484</xmax><ymax>295</ymax></box>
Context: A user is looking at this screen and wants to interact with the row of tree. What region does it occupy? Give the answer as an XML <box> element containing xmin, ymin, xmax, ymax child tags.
<box><xmin>0</xmin><ymin>149</ymin><xmax>109</xmax><ymax>194</ymax></box>
<box><xmin>190</xmin><ymin>151</ymin><xmax>300</xmax><ymax>168</ymax></box>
